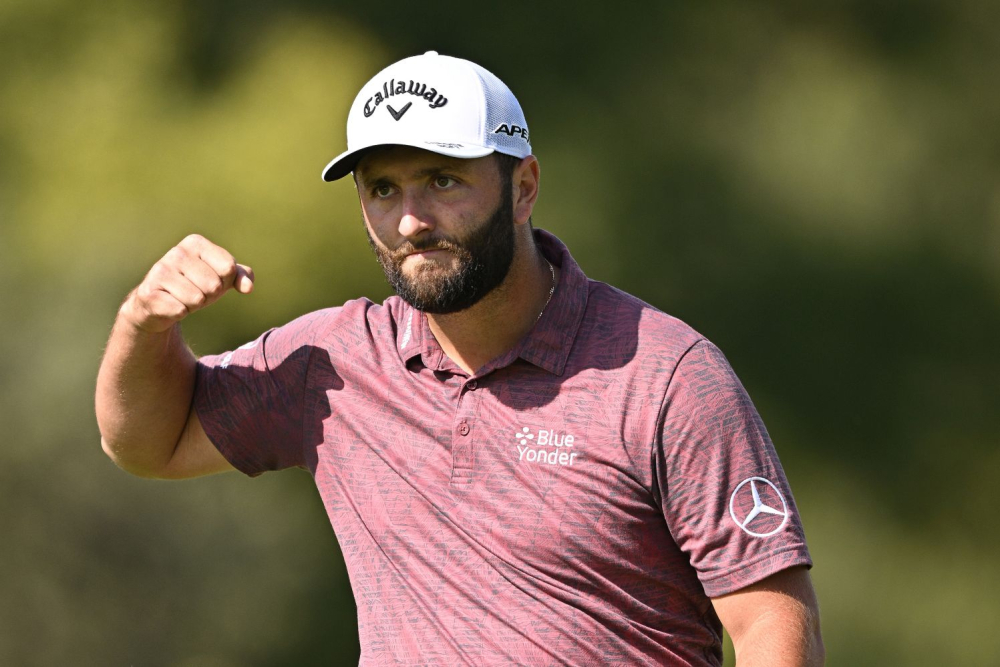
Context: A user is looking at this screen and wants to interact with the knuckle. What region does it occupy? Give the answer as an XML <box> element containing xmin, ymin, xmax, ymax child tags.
<box><xmin>151</xmin><ymin>291</ymin><xmax>184</xmax><ymax>313</ymax></box>
<box><xmin>217</xmin><ymin>260</ymin><xmax>237</xmax><ymax>280</ymax></box>
<box><xmin>164</xmin><ymin>246</ymin><xmax>187</xmax><ymax>265</ymax></box>
<box><xmin>134</xmin><ymin>282</ymin><xmax>154</xmax><ymax>303</ymax></box>
<box><xmin>166</xmin><ymin>300</ymin><xmax>189</xmax><ymax>320</ymax></box>
<box><xmin>181</xmin><ymin>233</ymin><xmax>206</xmax><ymax>248</ymax></box>
<box><xmin>206</xmin><ymin>276</ymin><xmax>225</xmax><ymax>295</ymax></box>
<box><xmin>147</xmin><ymin>261</ymin><xmax>170</xmax><ymax>281</ymax></box>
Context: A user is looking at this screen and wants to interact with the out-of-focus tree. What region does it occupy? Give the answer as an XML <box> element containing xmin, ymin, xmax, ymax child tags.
<box><xmin>1</xmin><ymin>0</ymin><xmax>997</xmax><ymax>664</ymax></box>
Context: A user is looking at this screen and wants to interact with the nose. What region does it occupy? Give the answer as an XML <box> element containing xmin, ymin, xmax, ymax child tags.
<box><xmin>397</xmin><ymin>190</ymin><xmax>435</xmax><ymax>239</ymax></box>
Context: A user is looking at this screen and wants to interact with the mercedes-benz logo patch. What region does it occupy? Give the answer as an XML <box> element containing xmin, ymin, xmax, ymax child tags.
<box><xmin>729</xmin><ymin>477</ymin><xmax>789</xmax><ymax>537</ymax></box>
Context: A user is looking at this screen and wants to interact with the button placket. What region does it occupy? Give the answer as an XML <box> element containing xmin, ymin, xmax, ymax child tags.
<box><xmin>451</xmin><ymin>380</ymin><xmax>481</xmax><ymax>484</ymax></box>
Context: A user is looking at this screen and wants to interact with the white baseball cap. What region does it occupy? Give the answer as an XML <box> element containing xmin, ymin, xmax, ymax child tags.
<box><xmin>321</xmin><ymin>51</ymin><xmax>532</xmax><ymax>181</ymax></box>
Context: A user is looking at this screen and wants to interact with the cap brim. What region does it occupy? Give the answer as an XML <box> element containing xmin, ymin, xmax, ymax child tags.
<box><xmin>321</xmin><ymin>141</ymin><xmax>495</xmax><ymax>182</ymax></box>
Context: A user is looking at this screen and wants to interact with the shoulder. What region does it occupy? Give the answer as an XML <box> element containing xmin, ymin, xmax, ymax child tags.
<box><xmin>212</xmin><ymin>297</ymin><xmax>405</xmax><ymax>369</ymax></box>
<box><xmin>279</xmin><ymin>296</ymin><xmax>404</xmax><ymax>341</ymax></box>
<box><xmin>580</xmin><ymin>280</ymin><xmax>706</xmax><ymax>361</ymax></box>
<box><xmin>275</xmin><ymin>296</ymin><xmax>411</xmax><ymax>373</ymax></box>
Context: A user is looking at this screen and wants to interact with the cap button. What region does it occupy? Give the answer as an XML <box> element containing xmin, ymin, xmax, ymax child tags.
<box><xmin>424</xmin><ymin>50</ymin><xmax>439</xmax><ymax>56</ymax></box>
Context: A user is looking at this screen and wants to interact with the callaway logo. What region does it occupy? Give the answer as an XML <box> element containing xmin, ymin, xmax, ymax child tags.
<box><xmin>387</xmin><ymin>102</ymin><xmax>411</xmax><ymax>121</ymax></box>
<box><xmin>728</xmin><ymin>477</ymin><xmax>789</xmax><ymax>537</ymax></box>
<box><xmin>493</xmin><ymin>123</ymin><xmax>529</xmax><ymax>144</ymax></box>
<box><xmin>513</xmin><ymin>426</ymin><xmax>578</xmax><ymax>466</ymax></box>
<box><xmin>364</xmin><ymin>78</ymin><xmax>448</xmax><ymax>118</ymax></box>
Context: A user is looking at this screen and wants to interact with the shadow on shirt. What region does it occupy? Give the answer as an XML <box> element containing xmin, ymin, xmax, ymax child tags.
<box><xmin>484</xmin><ymin>285</ymin><xmax>648</xmax><ymax>411</ymax></box>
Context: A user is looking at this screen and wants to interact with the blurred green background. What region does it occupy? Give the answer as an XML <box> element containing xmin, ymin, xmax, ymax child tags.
<box><xmin>2</xmin><ymin>0</ymin><xmax>998</xmax><ymax>664</ymax></box>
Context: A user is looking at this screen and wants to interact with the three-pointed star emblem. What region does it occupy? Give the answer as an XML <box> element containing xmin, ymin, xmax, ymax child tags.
<box><xmin>729</xmin><ymin>477</ymin><xmax>790</xmax><ymax>537</ymax></box>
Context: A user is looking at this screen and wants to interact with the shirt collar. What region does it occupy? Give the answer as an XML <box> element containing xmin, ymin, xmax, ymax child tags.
<box><xmin>395</xmin><ymin>228</ymin><xmax>590</xmax><ymax>376</ymax></box>
<box><xmin>513</xmin><ymin>229</ymin><xmax>589</xmax><ymax>375</ymax></box>
<box><xmin>396</xmin><ymin>302</ymin><xmax>439</xmax><ymax>369</ymax></box>
<box><xmin>396</xmin><ymin>297</ymin><xmax>449</xmax><ymax>372</ymax></box>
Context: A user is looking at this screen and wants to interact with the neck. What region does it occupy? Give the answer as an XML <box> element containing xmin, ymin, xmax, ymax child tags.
<box><xmin>426</xmin><ymin>235</ymin><xmax>556</xmax><ymax>375</ymax></box>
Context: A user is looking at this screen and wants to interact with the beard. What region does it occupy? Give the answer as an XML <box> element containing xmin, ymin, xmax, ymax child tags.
<box><xmin>365</xmin><ymin>183</ymin><xmax>516</xmax><ymax>314</ymax></box>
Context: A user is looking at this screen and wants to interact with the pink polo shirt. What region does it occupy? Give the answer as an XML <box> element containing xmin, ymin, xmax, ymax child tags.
<box><xmin>194</xmin><ymin>230</ymin><xmax>812</xmax><ymax>666</ymax></box>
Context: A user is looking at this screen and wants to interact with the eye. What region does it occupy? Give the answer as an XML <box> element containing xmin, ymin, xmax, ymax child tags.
<box><xmin>372</xmin><ymin>184</ymin><xmax>394</xmax><ymax>199</ymax></box>
<box><xmin>433</xmin><ymin>175</ymin><xmax>457</xmax><ymax>189</ymax></box>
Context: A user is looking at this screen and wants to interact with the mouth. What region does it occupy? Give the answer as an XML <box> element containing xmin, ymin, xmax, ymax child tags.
<box><xmin>402</xmin><ymin>247</ymin><xmax>451</xmax><ymax>263</ymax></box>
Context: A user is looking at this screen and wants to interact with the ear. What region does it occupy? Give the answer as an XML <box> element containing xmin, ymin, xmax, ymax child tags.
<box><xmin>512</xmin><ymin>156</ymin><xmax>540</xmax><ymax>225</ymax></box>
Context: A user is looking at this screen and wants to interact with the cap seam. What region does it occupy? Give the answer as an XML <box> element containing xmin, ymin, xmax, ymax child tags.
<box><xmin>470</xmin><ymin>66</ymin><xmax>488</xmax><ymax>147</ymax></box>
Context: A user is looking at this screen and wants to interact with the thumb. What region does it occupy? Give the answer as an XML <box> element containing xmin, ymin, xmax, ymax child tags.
<box><xmin>234</xmin><ymin>264</ymin><xmax>255</xmax><ymax>294</ymax></box>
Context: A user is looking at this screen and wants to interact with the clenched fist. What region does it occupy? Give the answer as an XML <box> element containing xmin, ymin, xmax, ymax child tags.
<box><xmin>122</xmin><ymin>234</ymin><xmax>254</xmax><ymax>334</ymax></box>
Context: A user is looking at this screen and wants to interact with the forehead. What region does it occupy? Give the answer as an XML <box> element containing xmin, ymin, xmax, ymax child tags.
<box><xmin>355</xmin><ymin>146</ymin><xmax>494</xmax><ymax>184</ymax></box>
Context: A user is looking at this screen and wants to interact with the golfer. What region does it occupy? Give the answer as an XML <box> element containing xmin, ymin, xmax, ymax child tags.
<box><xmin>96</xmin><ymin>51</ymin><xmax>824</xmax><ymax>665</ymax></box>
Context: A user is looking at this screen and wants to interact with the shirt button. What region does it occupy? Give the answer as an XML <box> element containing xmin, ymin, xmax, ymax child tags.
<box><xmin>467</xmin><ymin>380</ymin><xmax>478</xmax><ymax>391</ymax></box>
<box><xmin>458</xmin><ymin>422</ymin><xmax>470</xmax><ymax>436</ymax></box>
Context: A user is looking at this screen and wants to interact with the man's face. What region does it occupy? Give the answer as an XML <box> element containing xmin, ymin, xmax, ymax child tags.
<box><xmin>355</xmin><ymin>147</ymin><xmax>515</xmax><ymax>314</ymax></box>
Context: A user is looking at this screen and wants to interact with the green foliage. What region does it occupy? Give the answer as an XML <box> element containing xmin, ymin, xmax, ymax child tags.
<box><xmin>2</xmin><ymin>1</ymin><xmax>997</xmax><ymax>664</ymax></box>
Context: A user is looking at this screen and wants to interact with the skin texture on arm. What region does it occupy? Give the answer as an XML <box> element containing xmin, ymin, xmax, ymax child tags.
<box><xmin>95</xmin><ymin>234</ymin><xmax>251</xmax><ymax>479</ymax></box>
<box><xmin>712</xmin><ymin>566</ymin><xmax>825</xmax><ymax>666</ymax></box>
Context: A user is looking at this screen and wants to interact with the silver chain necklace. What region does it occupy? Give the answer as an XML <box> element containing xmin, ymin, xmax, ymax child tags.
<box><xmin>537</xmin><ymin>260</ymin><xmax>556</xmax><ymax>322</ymax></box>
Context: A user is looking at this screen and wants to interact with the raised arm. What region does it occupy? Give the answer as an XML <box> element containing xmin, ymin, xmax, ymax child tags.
<box><xmin>96</xmin><ymin>234</ymin><xmax>253</xmax><ymax>479</ymax></box>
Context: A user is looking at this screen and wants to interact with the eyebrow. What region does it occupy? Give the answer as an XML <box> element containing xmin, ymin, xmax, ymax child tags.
<box><xmin>357</xmin><ymin>159</ymin><xmax>473</xmax><ymax>187</ymax></box>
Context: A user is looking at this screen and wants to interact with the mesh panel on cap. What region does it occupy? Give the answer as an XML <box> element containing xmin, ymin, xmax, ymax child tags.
<box><xmin>469</xmin><ymin>62</ymin><xmax>532</xmax><ymax>158</ymax></box>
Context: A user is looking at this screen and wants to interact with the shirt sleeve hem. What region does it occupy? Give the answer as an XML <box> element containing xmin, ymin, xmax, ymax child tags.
<box><xmin>193</xmin><ymin>363</ymin><xmax>268</xmax><ymax>479</ymax></box>
<box><xmin>699</xmin><ymin>545</ymin><xmax>813</xmax><ymax>598</ymax></box>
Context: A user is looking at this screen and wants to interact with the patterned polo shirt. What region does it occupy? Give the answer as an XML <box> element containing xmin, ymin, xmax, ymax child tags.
<box><xmin>194</xmin><ymin>229</ymin><xmax>812</xmax><ymax>666</ymax></box>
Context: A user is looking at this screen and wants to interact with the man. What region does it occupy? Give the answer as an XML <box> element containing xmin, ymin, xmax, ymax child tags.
<box><xmin>96</xmin><ymin>52</ymin><xmax>824</xmax><ymax>665</ymax></box>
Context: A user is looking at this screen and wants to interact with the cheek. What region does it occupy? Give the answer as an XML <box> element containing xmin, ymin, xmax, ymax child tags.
<box><xmin>361</xmin><ymin>205</ymin><xmax>395</xmax><ymax>245</ymax></box>
<box><xmin>365</xmin><ymin>223</ymin><xmax>391</xmax><ymax>254</ymax></box>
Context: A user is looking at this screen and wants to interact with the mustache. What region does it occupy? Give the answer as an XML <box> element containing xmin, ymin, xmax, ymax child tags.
<box><xmin>391</xmin><ymin>236</ymin><xmax>463</xmax><ymax>259</ymax></box>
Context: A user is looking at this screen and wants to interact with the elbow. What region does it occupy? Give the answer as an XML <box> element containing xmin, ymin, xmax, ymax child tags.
<box><xmin>100</xmin><ymin>435</ymin><xmax>142</xmax><ymax>476</ymax></box>
<box><xmin>100</xmin><ymin>436</ymin><xmax>172</xmax><ymax>479</ymax></box>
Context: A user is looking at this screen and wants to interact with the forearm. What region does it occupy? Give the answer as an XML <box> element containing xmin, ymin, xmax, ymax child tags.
<box><xmin>96</xmin><ymin>296</ymin><xmax>197</xmax><ymax>476</ymax></box>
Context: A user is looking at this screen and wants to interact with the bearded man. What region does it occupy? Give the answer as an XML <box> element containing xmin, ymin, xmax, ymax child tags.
<box><xmin>96</xmin><ymin>51</ymin><xmax>824</xmax><ymax>666</ymax></box>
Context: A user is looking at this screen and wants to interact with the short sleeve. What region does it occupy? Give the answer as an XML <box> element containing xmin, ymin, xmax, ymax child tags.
<box><xmin>654</xmin><ymin>340</ymin><xmax>812</xmax><ymax>597</ymax></box>
<box><xmin>194</xmin><ymin>314</ymin><xmax>320</xmax><ymax>476</ymax></box>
